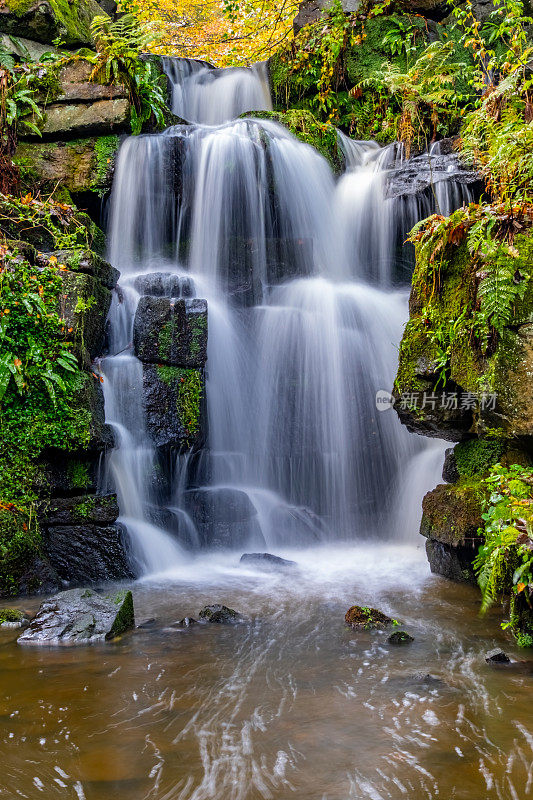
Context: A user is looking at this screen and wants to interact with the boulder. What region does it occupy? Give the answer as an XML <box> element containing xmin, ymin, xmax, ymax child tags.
<box><xmin>198</xmin><ymin>604</ymin><xmax>242</xmax><ymax>624</ymax></box>
<box><xmin>53</xmin><ymin>59</ymin><xmax>127</xmax><ymax>103</ymax></box>
<box><xmin>31</xmin><ymin>98</ymin><xmax>130</xmax><ymax>139</ymax></box>
<box><xmin>420</xmin><ymin>482</ymin><xmax>483</xmax><ymax>582</ymax></box>
<box><xmin>142</xmin><ymin>364</ymin><xmax>205</xmax><ymax>450</ymax></box>
<box><xmin>0</xmin><ymin>608</ymin><xmax>28</xmax><ymax>628</ymax></box>
<box><xmin>240</xmin><ymin>552</ymin><xmax>297</xmax><ymax>571</ymax></box>
<box><xmin>345</xmin><ymin>605</ymin><xmax>393</xmax><ymax>629</ymax></box>
<box><xmin>43</xmin><ymin>523</ymin><xmax>133</xmax><ymax>583</ymax></box>
<box><xmin>134</xmin><ymin>297</ymin><xmax>208</xmax><ymax>368</ymax></box>
<box><xmin>15</xmin><ymin>136</ymin><xmax>120</xmax><ymax>195</ymax></box>
<box><xmin>0</xmin><ymin>0</ymin><xmax>106</xmax><ymax>47</ymax></box>
<box><xmin>18</xmin><ymin>588</ymin><xmax>135</xmax><ymax>645</ymax></box>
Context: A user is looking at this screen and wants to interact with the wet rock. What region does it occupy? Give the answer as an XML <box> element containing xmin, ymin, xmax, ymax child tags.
<box><xmin>240</xmin><ymin>552</ymin><xmax>297</xmax><ymax>571</ymax></box>
<box><xmin>39</xmin><ymin>493</ymin><xmax>119</xmax><ymax>526</ymax></box>
<box><xmin>134</xmin><ymin>297</ymin><xmax>208</xmax><ymax>368</ymax></box>
<box><xmin>137</xmin><ymin>618</ymin><xmax>157</xmax><ymax>629</ymax></box>
<box><xmin>345</xmin><ymin>605</ymin><xmax>393</xmax><ymax>629</ymax></box>
<box><xmin>133</xmin><ymin>273</ymin><xmax>195</xmax><ymax>298</ymax></box>
<box><xmin>388</xmin><ymin>630</ymin><xmax>414</xmax><ymax>645</ymax></box>
<box><xmin>0</xmin><ymin>32</ymin><xmax>59</xmax><ymax>60</ymax></box>
<box><xmin>184</xmin><ymin>487</ymin><xmax>264</xmax><ymax>549</ymax></box>
<box><xmin>425</xmin><ymin>539</ymin><xmax>478</xmax><ymax>583</ymax></box>
<box><xmin>442</xmin><ymin>447</ymin><xmax>460</xmax><ymax>483</ymax></box>
<box><xmin>43</xmin><ymin>522</ymin><xmax>134</xmax><ymax>585</ymax></box>
<box><xmin>177</xmin><ymin>616</ymin><xmax>198</xmax><ymax>627</ymax></box>
<box><xmin>486</xmin><ymin>648</ymin><xmax>511</xmax><ymax>664</ymax></box>
<box><xmin>198</xmin><ymin>604</ymin><xmax>242</xmax><ymax>624</ymax></box>
<box><xmin>18</xmin><ymin>588</ymin><xmax>135</xmax><ymax>645</ymax></box>
<box><xmin>385</xmin><ymin>153</ymin><xmax>478</xmax><ymax>200</ymax></box>
<box><xmin>0</xmin><ymin>0</ymin><xmax>105</xmax><ymax>47</ymax></box>
<box><xmin>15</xmin><ymin>137</ymin><xmax>120</xmax><ymax>196</ymax></box>
<box><xmin>142</xmin><ymin>364</ymin><xmax>205</xmax><ymax>450</ymax></box>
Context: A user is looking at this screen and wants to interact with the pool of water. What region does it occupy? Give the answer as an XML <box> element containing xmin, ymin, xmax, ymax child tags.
<box><xmin>1</xmin><ymin>544</ymin><xmax>531</xmax><ymax>800</ymax></box>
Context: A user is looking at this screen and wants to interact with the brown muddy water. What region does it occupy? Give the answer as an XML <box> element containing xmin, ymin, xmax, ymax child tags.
<box><xmin>1</xmin><ymin>544</ymin><xmax>532</xmax><ymax>800</ymax></box>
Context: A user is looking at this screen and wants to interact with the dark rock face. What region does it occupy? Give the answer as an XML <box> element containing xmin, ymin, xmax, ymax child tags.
<box><xmin>39</xmin><ymin>493</ymin><xmax>119</xmax><ymax>526</ymax></box>
<box><xmin>43</xmin><ymin>522</ymin><xmax>134</xmax><ymax>584</ymax></box>
<box><xmin>442</xmin><ymin>447</ymin><xmax>460</xmax><ymax>483</ymax></box>
<box><xmin>142</xmin><ymin>364</ymin><xmax>205</xmax><ymax>450</ymax></box>
<box><xmin>240</xmin><ymin>553</ymin><xmax>297</xmax><ymax>571</ymax></box>
<box><xmin>184</xmin><ymin>488</ymin><xmax>264</xmax><ymax>549</ymax></box>
<box><xmin>18</xmin><ymin>588</ymin><xmax>135</xmax><ymax>645</ymax></box>
<box><xmin>198</xmin><ymin>604</ymin><xmax>242</xmax><ymax>624</ymax></box>
<box><xmin>425</xmin><ymin>539</ymin><xmax>478</xmax><ymax>583</ymax></box>
<box><xmin>420</xmin><ymin>482</ymin><xmax>482</xmax><ymax>582</ymax></box>
<box><xmin>134</xmin><ymin>297</ymin><xmax>207</xmax><ymax>368</ymax></box>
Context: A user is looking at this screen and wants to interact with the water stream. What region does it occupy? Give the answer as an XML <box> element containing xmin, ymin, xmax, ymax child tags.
<box><xmin>1</xmin><ymin>58</ymin><xmax>526</xmax><ymax>800</ymax></box>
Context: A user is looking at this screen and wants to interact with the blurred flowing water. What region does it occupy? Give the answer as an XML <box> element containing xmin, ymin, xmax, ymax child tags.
<box><xmin>1</xmin><ymin>59</ymin><xmax>526</xmax><ymax>800</ymax></box>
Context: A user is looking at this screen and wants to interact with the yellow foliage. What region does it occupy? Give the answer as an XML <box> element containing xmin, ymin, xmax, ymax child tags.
<box><xmin>123</xmin><ymin>0</ymin><xmax>298</xmax><ymax>66</ymax></box>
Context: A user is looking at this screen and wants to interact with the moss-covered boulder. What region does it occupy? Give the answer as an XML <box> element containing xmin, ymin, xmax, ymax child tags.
<box><xmin>52</xmin><ymin>248</ymin><xmax>119</xmax><ymax>287</ymax></box>
<box><xmin>345</xmin><ymin>605</ymin><xmax>393</xmax><ymax>629</ymax></box>
<box><xmin>0</xmin><ymin>0</ymin><xmax>106</xmax><ymax>47</ymax></box>
<box><xmin>15</xmin><ymin>135</ymin><xmax>119</xmax><ymax>195</ymax></box>
<box><xmin>394</xmin><ymin>231</ymin><xmax>533</xmax><ymax>444</ymax></box>
<box><xmin>134</xmin><ymin>297</ymin><xmax>208</xmax><ymax>369</ymax></box>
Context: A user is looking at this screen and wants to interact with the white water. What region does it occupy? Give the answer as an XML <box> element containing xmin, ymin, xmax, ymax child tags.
<box><xmin>101</xmin><ymin>58</ymin><xmax>470</xmax><ymax>572</ymax></box>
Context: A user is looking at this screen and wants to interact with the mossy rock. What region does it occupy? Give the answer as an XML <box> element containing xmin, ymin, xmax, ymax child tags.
<box><xmin>345</xmin><ymin>605</ymin><xmax>393</xmax><ymax>629</ymax></box>
<box><xmin>15</xmin><ymin>135</ymin><xmax>120</xmax><ymax>196</ymax></box>
<box><xmin>0</xmin><ymin>0</ymin><xmax>106</xmax><ymax>47</ymax></box>
<box><xmin>142</xmin><ymin>364</ymin><xmax>205</xmax><ymax>451</ymax></box>
<box><xmin>420</xmin><ymin>480</ymin><xmax>485</xmax><ymax>547</ymax></box>
<box><xmin>242</xmin><ymin>109</ymin><xmax>343</xmax><ymax>173</ymax></box>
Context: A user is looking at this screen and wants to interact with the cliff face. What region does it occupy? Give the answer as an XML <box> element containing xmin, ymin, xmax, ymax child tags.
<box><xmin>0</xmin><ymin>9</ymin><xmax>207</xmax><ymax>595</ymax></box>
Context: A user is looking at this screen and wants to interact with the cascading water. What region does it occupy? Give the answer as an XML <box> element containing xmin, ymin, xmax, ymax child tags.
<box><xmin>101</xmin><ymin>58</ymin><xmax>474</xmax><ymax>572</ymax></box>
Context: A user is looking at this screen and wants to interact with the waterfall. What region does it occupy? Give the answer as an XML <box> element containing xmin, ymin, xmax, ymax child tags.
<box><xmin>102</xmin><ymin>57</ymin><xmax>474</xmax><ymax>573</ymax></box>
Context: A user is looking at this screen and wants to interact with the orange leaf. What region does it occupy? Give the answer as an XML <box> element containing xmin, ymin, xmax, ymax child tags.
<box><xmin>517</xmin><ymin>582</ymin><xmax>526</xmax><ymax>593</ymax></box>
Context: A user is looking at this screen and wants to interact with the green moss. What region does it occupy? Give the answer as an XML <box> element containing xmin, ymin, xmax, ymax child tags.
<box><xmin>454</xmin><ymin>439</ymin><xmax>506</xmax><ymax>479</ymax></box>
<box><xmin>158</xmin><ymin>319</ymin><xmax>177</xmax><ymax>362</ymax></box>
<box><xmin>0</xmin><ymin>607</ymin><xmax>24</xmax><ymax>623</ymax></box>
<box><xmin>106</xmin><ymin>589</ymin><xmax>134</xmax><ymax>639</ymax></box>
<box><xmin>67</xmin><ymin>461</ymin><xmax>90</xmax><ymax>489</ymax></box>
<box><xmin>156</xmin><ymin>365</ymin><xmax>203</xmax><ymax>437</ymax></box>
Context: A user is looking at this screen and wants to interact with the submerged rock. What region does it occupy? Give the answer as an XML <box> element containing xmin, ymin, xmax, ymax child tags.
<box><xmin>240</xmin><ymin>553</ymin><xmax>297</xmax><ymax>571</ymax></box>
<box><xmin>177</xmin><ymin>616</ymin><xmax>198</xmax><ymax>627</ymax></box>
<box><xmin>388</xmin><ymin>630</ymin><xmax>414</xmax><ymax>645</ymax></box>
<box><xmin>18</xmin><ymin>588</ymin><xmax>135</xmax><ymax>645</ymax></box>
<box><xmin>198</xmin><ymin>604</ymin><xmax>242</xmax><ymax>624</ymax></box>
<box><xmin>345</xmin><ymin>605</ymin><xmax>393</xmax><ymax>629</ymax></box>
